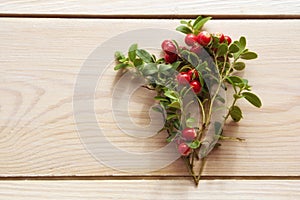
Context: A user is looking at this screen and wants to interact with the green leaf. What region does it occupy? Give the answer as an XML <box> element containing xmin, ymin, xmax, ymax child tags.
<box><xmin>166</xmin><ymin>132</ymin><xmax>178</xmax><ymax>143</ymax></box>
<box><xmin>240</xmin><ymin>52</ymin><xmax>258</xmax><ymax>60</ymax></box>
<box><xmin>171</xmin><ymin>61</ymin><xmax>181</xmax><ymax>70</ymax></box>
<box><xmin>242</xmin><ymin>92</ymin><xmax>262</xmax><ymax>108</ymax></box>
<box><xmin>176</xmin><ymin>25</ymin><xmax>193</xmax><ymax>34</ymax></box>
<box><xmin>133</xmin><ymin>58</ymin><xmax>143</xmax><ymax>67</ymax></box>
<box><xmin>214</xmin><ymin>121</ymin><xmax>222</xmax><ymax>135</ymax></box>
<box><xmin>217</xmin><ymin>43</ymin><xmax>228</xmax><ymax>57</ymax></box>
<box><xmin>154</xmin><ymin>96</ymin><xmax>169</xmax><ymax>102</ymax></box>
<box><xmin>233</xmin><ymin>62</ymin><xmax>246</xmax><ymax>71</ymax></box>
<box><xmin>186</xmin><ymin>117</ymin><xmax>196</xmax><ymax>128</ymax></box>
<box><xmin>229</xmin><ymin>106</ymin><xmax>243</xmax><ymax>122</ymax></box>
<box><xmin>192</xmin><ymin>16</ymin><xmax>203</xmax><ymax>27</ymax></box>
<box><xmin>136</xmin><ymin>49</ymin><xmax>154</xmax><ymax>63</ymax></box>
<box><xmin>180</xmin><ymin>20</ymin><xmax>189</xmax><ymax>25</ymax></box>
<box><xmin>128</xmin><ymin>43</ymin><xmax>137</xmax><ymax>61</ymax></box>
<box><xmin>227</xmin><ymin>75</ymin><xmax>244</xmax><ymax>85</ymax></box>
<box><xmin>168</xmin><ymin>101</ymin><xmax>181</xmax><ymax>109</ymax></box>
<box><xmin>164</xmin><ymin>90</ymin><xmax>179</xmax><ymax>100</ymax></box>
<box><xmin>114</xmin><ymin>63</ymin><xmax>129</xmax><ymax>70</ymax></box>
<box><xmin>187</xmin><ymin>140</ymin><xmax>201</xmax><ymax>149</ymax></box>
<box><xmin>142</xmin><ymin>63</ymin><xmax>158</xmax><ymax>75</ymax></box>
<box><xmin>152</xmin><ymin>106</ymin><xmax>163</xmax><ymax>113</ymax></box>
<box><xmin>229</xmin><ymin>43</ymin><xmax>240</xmax><ymax>53</ymax></box>
<box><xmin>115</xmin><ymin>51</ymin><xmax>125</xmax><ymax>61</ymax></box>
<box><xmin>167</xmin><ymin>114</ymin><xmax>178</xmax><ymax>120</ymax></box>
<box><xmin>188</xmin><ymin>52</ymin><xmax>199</xmax><ymax>67</ymax></box>
<box><xmin>159</xmin><ymin>64</ymin><xmax>172</xmax><ymax>72</ymax></box>
<box><xmin>180</xmin><ymin>49</ymin><xmax>190</xmax><ymax>60</ymax></box>
<box><xmin>193</xmin><ymin>16</ymin><xmax>212</xmax><ymax>31</ymax></box>
<box><xmin>239</xmin><ymin>36</ymin><xmax>246</xmax><ymax>49</ymax></box>
<box><xmin>215</xmin><ymin>94</ymin><xmax>226</xmax><ymax>103</ymax></box>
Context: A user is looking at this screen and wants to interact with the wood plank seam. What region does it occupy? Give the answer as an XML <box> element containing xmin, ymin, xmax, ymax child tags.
<box><xmin>0</xmin><ymin>13</ymin><xmax>300</xmax><ymax>19</ymax></box>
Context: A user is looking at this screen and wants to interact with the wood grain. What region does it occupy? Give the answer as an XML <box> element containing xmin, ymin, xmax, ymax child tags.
<box><xmin>0</xmin><ymin>0</ymin><xmax>299</xmax><ymax>16</ymax></box>
<box><xmin>0</xmin><ymin>180</ymin><xmax>299</xmax><ymax>199</ymax></box>
<box><xmin>0</xmin><ymin>18</ymin><xmax>299</xmax><ymax>177</ymax></box>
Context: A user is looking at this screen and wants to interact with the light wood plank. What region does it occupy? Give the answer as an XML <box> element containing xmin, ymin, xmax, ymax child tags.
<box><xmin>0</xmin><ymin>18</ymin><xmax>299</xmax><ymax>176</ymax></box>
<box><xmin>0</xmin><ymin>0</ymin><xmax>299</xmax><ymax>16</ymax></box>
<box><xmin>0</xmin><ymin>180</ymin><xmax>299</xmax><ymax>199</ymax></box>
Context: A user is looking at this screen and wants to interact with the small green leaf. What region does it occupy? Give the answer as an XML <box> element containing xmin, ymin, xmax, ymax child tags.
<box><xmin>115</xmin><ymin>51</ymin><xmax>125</xmax><ymax>61</ymax></box>
<box><xmin>136</xmin><ymin>49</ymin><xmax>154</xmax><ymax>63</ymax></box>
<box><xmin>164</xmin><ymin>90</ymin><xmax>179</xmax><ymax>100</ymax></box>
<box><xmin>128</xmin><ymin>44</ymin><xmax>137</xmax><ymax>61</ymax></box>
<box><xmin>229</xmin><ymin>43</ymin><xmax>240</xmax><ymax>53</ymax></box>
<box><xmin>227</xmin><ymin>75</ymin><xmax>244</xmax><ymax>85</ymax></box>
<box><xmin>114</xmin><ymin>63</ymin><xmax>129</xmax><ymax>70</ymax></box>
<box><xmin>239</xmin><ymin>36</ymin><xmax>246</xmax><ymax>49</ymax></box>
<box><xmin>192</xmin><ymin>16</ymin><xmax>203</xmax><ymax>27</ymax></box>
<box><xmin>217</xmin><ymin>43</ymin><xmax>228</xmax><ymax>57</ymax></box>
<box><xmin>142</xmin><ymin>63</ymin><xmax>158</xmax><ymax>75</ymax></box>
<box><xmin>229</xmin><ymin>106</ymin><xmax>243</xmax><ymax>122</ymax></box>
<box><xmin>180</xmin><ymin>20</ymin><xmax>189</xmax><ymax>25</ymax></box>
<box><xmin>240</xmin><ymin>52</ymin><xmax>258</xmax><ymax>60</ymax></box>
<box><xmin>186</xmin><ymin>117</ymin><xmax>196</xmax><ymax>128</ymax></box>
<box><xmin>176</xmin><ymin>25</ymin><xmax>193</xmax><ymax>34</ymax></box>
<box><xmin>193</xmin><ymin>16</ymin><xmax>212</xmax><ymax>31</ymax></box>
<box><xmin>215</xmin><ymin>94</ymin><xmax>226</xmax><ymax>103</ymax></box>
<box><xmin>152</xmin><ymin>106</ymin><xmax>163</xmax><ymax>113</ymax></box>
<box><xmin>159</xmin><ymin>64</ymin><xmax>172</xmax><ymax>72</ymax></box>
<box><xmin>233</xmin><ymin>62</ymin><xmax>246</xmax><ymax>71</ymax></box>
<box><xmin>168</xmin><ymin>101</ymin><xmax>181</xmax><ymax>109</ymax></box>
<box><xmin>188</xmin><ymin>52</ymin><xmax>199</xmax><ymax>67</ymax></box>
<box><xmin>133</xmin><ymin>58</ymin><xmax>143</xmax><ymax>67</ymax></box>
<box><xmin>242</xmin><ymin>92</ymin><xmax>262</xmax><ymax>108</ymax></box>
<box><xmin>166</xmin><ymin>132</ymin><xmax>178</xmax><ymax>143</ymax></box>
<box><xmin>187</xmin><ymin>140</ymin><xmax>201</xmax><ymax>149</ymax></box>
<box><xmin>154</xmin><ymin>96</ymin><xmax>169</xmax><ymax>102</ymax></box>
<box><xmin>171</xmin><ymin>61</ymin><xmax>181</xmax><ymax>70</ymax></box>
<box><xmin>167</xmin><ymin>114</ymin><xmax>178</xmax><ymax>120</ymax></box>
<box><xmin>214</xmin><ymin>121</ymin><xmax>222</xmax><ymax>135</ymax></box>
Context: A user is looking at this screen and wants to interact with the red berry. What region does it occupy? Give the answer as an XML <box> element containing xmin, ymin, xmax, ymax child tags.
<box><xmin>197</xmin><ymin>31</ymin><xmax>212</xmax><ymax>46</ymax></box>
<box><xmin>224</xmin><ymin>35</ymin><xmax>232</xmax><ymax>45</ymax></box>
<box><xmin>213</xmin><ymin>32</ymin><xmax>225</xmax><ymax>43</ymax></box>
<box><xmin>176</xmin><ymin>72</ymin><xmax>191</xmax><ymax>84</ymax></box>
<box><xmin>182</xmin><ymin>128</ymin><xmax>197</xmax><ymax>141</ymax></box>
<box><xmin>164</xmin><ymin>53</ymin><xmax>177</xmax><ymax>63</ymax></box>
<box><xmin>161</xmin><ymin>40</ymin><xmax>177</xmax><ymax>55</ymax></box>
<box><xmin>190</xmin><ymin>80</ymin><xmax>202</xmax><ymax>94</ymax></box>
<box><xmin>185</xmin><ymin>34</ymin><xmax>198</xmax><ymax>46</ymax></box>
<box><xmin>190</xmin><ymin>45</ymin><xmax>202</xmax><ymax>56</ymax></box>
<box><xmin>187</xmin><ymin>69</ymin><xmax>199</xmax><ymax>80</ymax></box>
<box><xmin>178</xmin><ymin>143</ymin><xmax>191</xmax><ymax>156</ymax></box>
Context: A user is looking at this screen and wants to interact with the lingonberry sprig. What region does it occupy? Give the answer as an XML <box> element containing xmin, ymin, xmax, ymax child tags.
<box><xmin>114</xmin><ymin>16</ymin><xmax>262</xmax><ymax>186</ymax></box>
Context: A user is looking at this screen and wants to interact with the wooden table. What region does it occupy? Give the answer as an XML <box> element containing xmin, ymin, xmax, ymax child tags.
<box><xmin>0</xmin><ymin>1</ymin><xmax>299</xmax><ymax>199</ymax></box>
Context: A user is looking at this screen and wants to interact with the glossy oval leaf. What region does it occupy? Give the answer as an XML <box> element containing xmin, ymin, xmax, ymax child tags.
<box><xmin>241</xmin><ymin>52</ymin><xmax>258</xmax><ymax>60</ymax></box>
<box><xmin>229</xmin><ymin>105</ymin><xmax>243</xmax><ymax>122</ymax></box>
<box><xmin>176</xmin><ymin>25</ymin><xmax>193</xmax><ymax>34</ymax></box>
<box><xmin>242</xmin><ymin>92</ymin><xmax>262</xmax><ymax>108</ymax></box>
<box><xmin>233</xmin><ymin>62</ymin><xmax>246</xmax><ymax>71</ymax></box>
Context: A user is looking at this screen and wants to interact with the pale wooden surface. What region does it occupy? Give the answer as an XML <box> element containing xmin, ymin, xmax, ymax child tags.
<box><xmin>0</xmin><ymin>18</ymin><xmax>299</xmax><ymax>178</ymax></box>
<box><xmin>0</xmin><ymin>180</ymin><xmax>299</xmax><ymax>199</ymax></box>
<box><xmin>0</xmin><ymin>1</ymin><xmax>300</xmax><ymax>197</ymax></box>
<box><xmin>0</xmin><ymin>0</ymin><xmax>299</xmax><ymax>16</ymax></box>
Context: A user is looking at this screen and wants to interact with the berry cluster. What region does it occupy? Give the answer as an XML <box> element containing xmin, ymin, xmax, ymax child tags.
<box><xmin>177</xmin><ymin>128</ymin><xmax>197</xmax><ymax>156</ymax></box>
<box><xmin>161</xmin><ymin>32</ymin><xmax>232</xmax><ymax>156</ymax></box>
<box><xmin>114</xmin><ymin>16</ymin><xmax>260</xmax><ymax>185</ymax></box>
<box><xmin>176</xmin><ymin>70</ymin><xmax>201</xmax><ymax>94</ymax></box>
